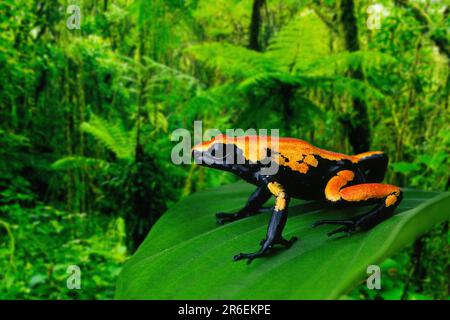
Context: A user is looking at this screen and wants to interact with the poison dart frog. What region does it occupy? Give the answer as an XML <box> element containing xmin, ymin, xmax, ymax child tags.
<box><xmin>192</xmin><ymin>135</ymin><xmax>403</xmax><ymax>263</ymax></box>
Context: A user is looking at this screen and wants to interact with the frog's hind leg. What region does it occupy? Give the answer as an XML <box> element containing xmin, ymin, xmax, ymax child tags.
<box><xmin>216</xmin><ymin>186</ymin><xmax>271</xmax><ymax>224</ymax></box>
<box><xmin>313</xmin><ymin>170</ymin><xmax>403</xmax><ymax>236</ymax></box>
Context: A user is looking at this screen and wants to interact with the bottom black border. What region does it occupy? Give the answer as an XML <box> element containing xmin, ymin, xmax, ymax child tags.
<box><xmin>0</xmin><ymin>299</ymin><xmax>445</xmax><ymax>319</ymax></box>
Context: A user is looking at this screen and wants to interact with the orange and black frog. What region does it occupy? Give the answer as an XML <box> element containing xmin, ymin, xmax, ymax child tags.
<box><xmin>192</xmin><ymin>135</ymin><xmax>402</xmax><ymax>263</ymax></box>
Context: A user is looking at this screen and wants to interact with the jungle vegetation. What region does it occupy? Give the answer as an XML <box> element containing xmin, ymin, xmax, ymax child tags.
<box><xmin>0</xmin><ymin>0</ymin><xmax>448</xmax><ymax>299</ymax></box>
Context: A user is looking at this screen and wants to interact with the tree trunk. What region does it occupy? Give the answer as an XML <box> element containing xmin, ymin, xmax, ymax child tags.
<box><xmin>248</xmin><ymin>0</ymin><xmax>265</xmax><ymax>51</ymax></box>
<box><xmin>125</xmin><ymin>22</ymin><xmax>148</xmax><ymax>253</ymax></box>
<box><xmin>339</xmin><ymin>0</ymin><xmax>371</xmax><ymax>153</ymax></box>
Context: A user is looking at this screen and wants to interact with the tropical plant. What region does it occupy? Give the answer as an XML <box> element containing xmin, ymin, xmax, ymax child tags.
<box><xmin>116</xmin><ymin>182</ymin><xmax>450</xmax><ymax>299</ymax></box>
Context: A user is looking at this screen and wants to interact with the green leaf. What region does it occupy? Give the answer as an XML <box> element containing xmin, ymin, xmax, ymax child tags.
<box><xmin>390</xmin><ymin>162</ymin><xmax>420</xmax><ymax>174</ymax></box>
<box><xmin>29</xmin><ymin>274</ymin><xmax>47</xmax><ymax>288</ymax></box>
<box><xmin>115</xmin><ymin>182</ymin><xmax>450</xmax><ymax>299</ymax></box>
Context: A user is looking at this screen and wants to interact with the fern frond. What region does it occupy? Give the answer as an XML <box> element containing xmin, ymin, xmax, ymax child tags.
<box><xmin>302</xmin><ymin>50</ymin><xmax>398</xmax><ymax>76</ymax></box>
<box><xmin>238</xmin><ymin>72</ymin><xmax>298</xmax><ymax>92</ymax></box>
<box><xmin>81</xmin><ymin>114</ymin><xmax>135</xmax><ymax>161</ymax></box>
<box><xmin>51</xmin><ymin>156</ymin><xmax>109</xmax><ymax>171</ymax></box>
<box><xmin>266</xmin><ymin>9</ymin><xmax>330</xmax><ymax>73</ymax></box>
<box><xmin>306</xmin><ymin>76</ymin><xmax>385</xmax><ymax>101</ymax></box>
<box><xmin>239</xmin><ymin>72</ymin><xmax>384</xmax><ymax>101</ymax></box>
<box><xmin>188</xmin><ymin>43</ymin><xmax>279</xmax><ymax>80</ymax></box>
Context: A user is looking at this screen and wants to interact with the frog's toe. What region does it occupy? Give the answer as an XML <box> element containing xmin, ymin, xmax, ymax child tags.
<box><xmin>327</xmin><ymin>225</ymin><xmax>356</xmax><ymax>237</ymax></box>
<box><xmin>277</xmin><ymin>236</ymin><xmax>298</xmax><ymax>247</ymax></box>
<box><xmin>215</xmin><ymin>212</ymin><xmax>242</xmax><ymax>225</ymax></box>
<box><xmin>312</xmin><ymin>219</ymin><xmax>357</xmax><ymax>236</ymax></box>
<box><xmin>233</xmin><ymin>252</ymin><xmax>264</xmax><ymax>264</ymax></box>
<box><xmin>312</xmin><ymin>219</ymin><xmax>354</xmax><ymax>228</ymax></box>
<box><xmin>233</xmin><ymin>243</ymin><xmax>271</xmax><ymax>264</ymax></box>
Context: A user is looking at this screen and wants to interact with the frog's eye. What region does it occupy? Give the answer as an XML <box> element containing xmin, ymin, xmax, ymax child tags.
<box><xmin>210</xmin><ymin>144</ymin><xmax>216</xmax><ymax>157</ymax></box>
<box><xmin>210</xmin><ymin>143</ymin><xmax>234</xmax><ymax>160</ymax></box>
<box><xmin>210</xmin><ymin>143</ymin><xmax>223</xmax><ymax>158</ymax></box>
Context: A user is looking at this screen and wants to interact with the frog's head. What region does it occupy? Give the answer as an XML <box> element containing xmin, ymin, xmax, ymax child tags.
<box><xmin>192</xmin><ymin>135</ymin><xmax>245</xmax><ymax>171</ymax></box>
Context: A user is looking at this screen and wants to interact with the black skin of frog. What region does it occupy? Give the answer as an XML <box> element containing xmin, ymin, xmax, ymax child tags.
<box><xmin>192</xmin><ymin>135</ymin><xmax>403</xmax><ymax>264</ymax></box>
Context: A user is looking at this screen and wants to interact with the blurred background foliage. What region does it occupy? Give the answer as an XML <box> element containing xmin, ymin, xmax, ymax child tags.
<box><xmin>0</xmin><ymin>0</ymin><xmax>448</xmax><ymax>299</ymax></box>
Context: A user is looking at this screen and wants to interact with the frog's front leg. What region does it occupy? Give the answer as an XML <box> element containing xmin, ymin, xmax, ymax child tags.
<box><xmin>216</xmin><ymin>186</ymin><xmax>271</xmax><ymax>224</ymax></box>
<box><xmin>233</xmin><ymin>181</ymin><xmax>298</xmax><ymax>264</ymax></box>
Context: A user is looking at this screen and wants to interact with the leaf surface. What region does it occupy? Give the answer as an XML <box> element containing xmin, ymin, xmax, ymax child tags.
<box><xmin>116</xmin><ymin>182</ymin><xmax>450</xmax><ymax>299</ymax></box>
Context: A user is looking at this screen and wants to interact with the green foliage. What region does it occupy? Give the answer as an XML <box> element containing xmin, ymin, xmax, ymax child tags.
<box><xmin>0</xmin><ymin>203</ymin><xmax>127</xmax><ymax>299</ymax></box>
<box><xmin>390</xmin><ymin>128</ymin><xmax>450</xmax><ymax>190</ymax></box>
<box><xmin>80</xmin><ymin>114</ymin><xmax>136</xmax><ymax>161</ymax></box>
<box><xmin>50</xmin><ymin>156</ymin><xmax>109</xmax><ymax>171</ymax></box>
<box><xmin>51</xmin><ymin>113</ymin><xmax>174</xmax><ymax>252</ymax></box>
<box><xmin>265</xmin><ymin>9</ymin><xmax>330</xmax><ymax>71</ymax></box>
<box><xmin>0</xmin><ymin>128</ymin><xmax>125</xmax><ymax>299</ymax></box>
<box><xmin>187</xmin><ymin>9</ymin><xmax>398</xmax><ymax>138</ymax></box>
<box><xmin>116</xmin><ymin>182</ymin><xmax>450</xmax><ymax>299</ymax></box>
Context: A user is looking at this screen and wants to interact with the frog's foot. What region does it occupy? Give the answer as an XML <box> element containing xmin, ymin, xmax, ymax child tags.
<box><xmin>259</xmin><ymin>236</ymin><xmax>298</xmax><ymax>247</ymax></box>
<box><xmin>216</xmin><ymin>208</ymin><xmax>270</xmax><ymax>225</ymax></box>
<box><xmin>234</xmin><ymin>236</ymin><xmax>298</xmax><ymax>264</ymax></box>
<box><xmin>233</xmin><ymin>247</ymin><xmax>269</xmax><ymax>264</ymax></box>
<box><xmin>215</xmin><ymin>212</ymin><xmax>249</xmax><ymax>225</ymax></box>
<box><xmin>312</xmin><ymin>219</ymin><xmax>358</xmax><ymax>236</ymax></box>
<box><xmin>216</xmin><ymin>186</ymin><xmax>272</xmax><ymax>225</ymax></box>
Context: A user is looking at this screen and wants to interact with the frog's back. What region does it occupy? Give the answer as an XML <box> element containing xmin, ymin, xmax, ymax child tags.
<box><xmin>266</xmin><ymin>137</ymin><xmax>359</xmax><ymax>200</ymax></box>
<box><xmin>273</xmin><ymin>137</ymin><xmax>357</xmax><ymax>172</ymax></box>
